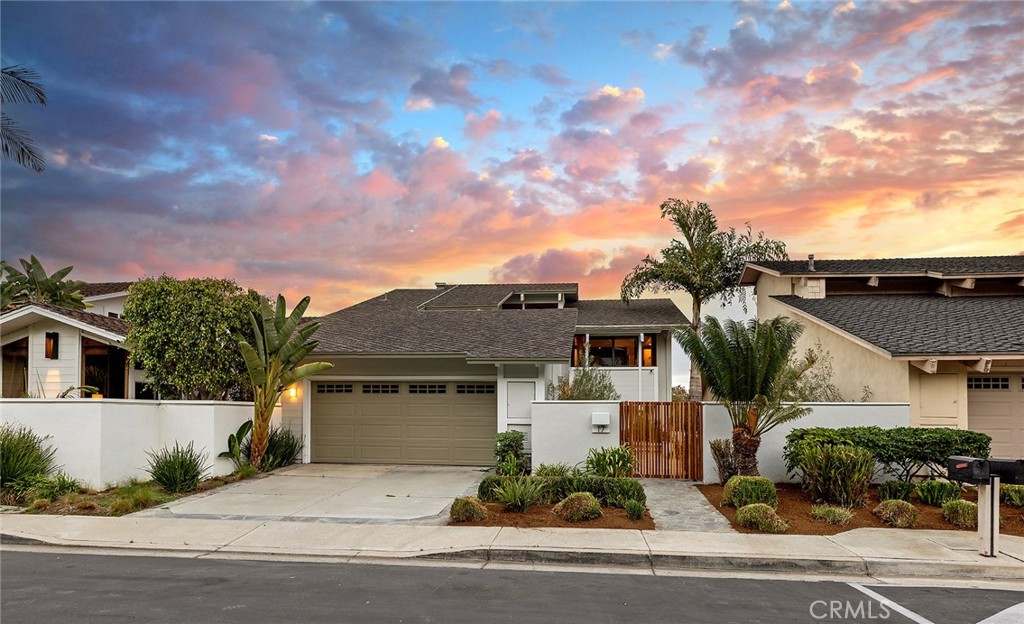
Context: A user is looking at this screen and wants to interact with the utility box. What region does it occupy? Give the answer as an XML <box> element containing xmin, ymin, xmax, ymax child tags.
<box><xmin>987</xmin><ymin>458</ymin><xmax>1024</xmax><ymax>485</ymax></box>
<box><xmin>591</xmin><ymin>412</ymin><xmax>610</xmax><ymax>434</ymax></box>
<box><xmin>947</xmin><ymin>456</ymin><xmax>990</xmax><ymax>485</ymax></box>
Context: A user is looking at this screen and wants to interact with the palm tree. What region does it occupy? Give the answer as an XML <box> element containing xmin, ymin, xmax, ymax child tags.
<box><xmin>676</xmin><ymin>316</ymin><xmax>810</xmax><ymax>476</ymax></box>
<box><xmin>1</xmin><ymin>256</ymin><xmax>88</xmax><ymax>310</ymax></box>
<box><xmin>620</xmin><ymin>199</ymin><xmax>787</xmax><ymax>398</ymax></box>
<box><xmin>1</xmin><ymin>63</ymin><xmax>47</xmax><ymax>172</ymax></box>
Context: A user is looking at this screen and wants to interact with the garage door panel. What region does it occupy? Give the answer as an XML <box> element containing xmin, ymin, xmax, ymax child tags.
<box><xmin>358</xmin><ymin>423</ymin><xmax>403</xmax><ymax>439</ymax></box>
<box><xmin>968</xmin><ymin>374</ymin><xmax>1023</xmax><ymax>459</ymax></box>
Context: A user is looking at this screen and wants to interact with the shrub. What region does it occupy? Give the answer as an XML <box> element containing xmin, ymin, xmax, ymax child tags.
<box><xmin>17</xmin><ymin>471</ymin><xmax>81</xmax><ymax>502</ymax></box>
<box><xmin>585</xmin><ymin>446</ymin><xmax>634</xmax><ymax>478</ymax></box>
<box><xmin>914</xmin><ymin>480</ymin><xmax>961</xmax><ymax>507</ymax></box>
<box><xmin>811</xmin><ymin>505</ymin><xmax>854</xmax><ymax>526</ymax></box>
<box><xmin>0</xmin><ymin>424</ymin><xmax>56</xmax><ymax>490</ymax></box>
<box><xmin>553</xmin><ymin>492</ymin><xmax>603</xmax><ymax>522</ymax></box>
<box><xmin>218</xmin><ymin>420</ymin><xmax>252</xmax><ymax>471</ymax></box>
<box><xmin>873</xmin><ymin>500</ymin><xmax>918</xmax><ymax>528</ymax></box>
<box><xmin>942</xmin><ymin>499</ymin><xmax>977</xmax><ymax>529</ymax></box>
<box><xmin>146</xmin><ymin>442</ymin><xmax>210</xmax><ymax>493</ymax></box>
<box><xmin>478</xmin><ymin>475</ymin><xmax>646</xmax><ymax>508</ymax></box>
<box><xmin>242</xmin><ymin>426</ymin><xmax>303</xmax><ymax>472</ymax></box>
<box><xmin>723</xmin><ymin>476</ymin><xmax>778</xmax><ymax>509</ymax></box>
<box><xmin>624</xmin><ymin>499</ymin><xmax>645</xmax><ymax>522</ymax></box>
<box><xmin>477</xmin><ymin>475</ymin><xmax>507</xmax><ymax>502</ymax></box>
<box><xmin>450</xmin><ymin>496</ymin><xmax>487</xmax><ymax>522</ymax></box>
<box><xmin>235</xmin><ymin>464</ymin><xmax>259</xmax><ymax>480</ymax></box>
<box><xmin>494</xmin><ymin>431</ymin><xmax>526</xmax><ymax>470</ymax></box>
<box><xmin>709</xmin><ymin>438</ymin><xmax>736</xmax><ymax>485</ymax></box>
<box><xmin>604</xmin><ymin>478</ymin><xmax>646</xmax><ymax>508</ymax></box>
<box><xmin>877</xmin><ymin>480</ymin><xmax>915</xmax><ymax>502</ymax></box>
<box><xmin>549</xmin><ymin>367</ymin><xmax>621</xmax><ymax>401</ymax></box>
<box><xmin>533</xmin><ymin>462</ymin><xmax>574</xmax><ymax>478</ymax></box>
<box><xmin>800</xmin><ymin>444</ymin><xmax>874</xmax><ymax>507</ymax></box>
<box><xmin>109</xmin><ymin>480</ymin><xmax>161</xmax><ymax>515</ymax></box>
<box><xmin>492</xmin><ymin>476</ymin><xmax>546</xmax><ymax>512</ymax></box>
<box><xmin>735</xmin><ymin>503</ymin><xmax>788</xmax><ymax>533</ymax></box>
<box><xmin>1001</xmin><ymin>484</ymin><xmax>1024</xmax><ymax>508</ymax></box>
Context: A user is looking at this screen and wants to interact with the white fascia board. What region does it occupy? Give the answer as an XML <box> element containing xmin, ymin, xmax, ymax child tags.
<box><xmin>0</xmin><ymin>307</ymin><xmax>126</xmax><ymax>344</ymax></box>
<box><xmin>82</xmin><ymin>291</ymin><xmax>129</xmax><ymax>302</ymax></box>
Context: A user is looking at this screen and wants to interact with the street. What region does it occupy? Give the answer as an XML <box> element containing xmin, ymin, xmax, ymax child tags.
<box><xmin>1</xmin><ymin>550</ymin><xmax>1021</xmax><ymax>624</ymax></box>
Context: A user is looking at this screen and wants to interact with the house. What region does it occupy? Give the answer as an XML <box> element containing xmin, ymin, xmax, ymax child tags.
<box><xmin>740</xmin><ymin>255</ymin><xmax>1024</xmax><ymax>458</ymax></box>
<box><xmin>0</xmin><ymin>282</ymin><xmax>142</xmax><ymax>399</ymax></box>
<box><xmin>279</xmin><ymin>282</ymin><xmax>687</xmax><ymax>465</ymax></box>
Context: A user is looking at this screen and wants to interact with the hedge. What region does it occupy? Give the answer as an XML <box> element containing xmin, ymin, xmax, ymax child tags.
<box><xmin>783</xmin><ymin>426</ymin><xmax>991</xmax><ymax>482</ymax></box>
<box><xmin>478</xmin><ymin>475</ymin><xmax>646</xmax><ymax>507</ymax></box>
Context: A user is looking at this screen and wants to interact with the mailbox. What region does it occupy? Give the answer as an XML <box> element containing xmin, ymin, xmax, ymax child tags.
<box><xmin>987</xmin><ymin>458</ymin><xmax>1024</xmax><ymax>485</ymax></box>
<box><xmin>947</xmin><ymin>456</ymin><xmax>990</xmax><ymax>484</ymax></box>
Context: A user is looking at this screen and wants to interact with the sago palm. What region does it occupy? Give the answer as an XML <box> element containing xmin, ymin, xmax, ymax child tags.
<box><xmin>676</xmin><ymin>316</ymin><xmax>810</xmax><ymax>475</ymax></box>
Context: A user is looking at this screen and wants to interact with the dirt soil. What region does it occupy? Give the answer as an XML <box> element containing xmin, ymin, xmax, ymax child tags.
<box><xmin>453</xmin><ymin>502</ymin><xmax>656</xmax><ymax>530</ymax></box>
<box><xmin>697</xmin><ymin>483</ymin><xmax>1024</xmax><ymax>536</ymax></box>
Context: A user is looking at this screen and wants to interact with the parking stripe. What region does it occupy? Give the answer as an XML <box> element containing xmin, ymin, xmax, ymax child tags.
<box><xmin>975</xmin><ymin>601</ymin><xmax>1024</xmax><ymax>624</ymax></box>
<box><xmin>847</xmin><ymin>583</ymin><xmax>935</xmax><ymax>624</ymax></box>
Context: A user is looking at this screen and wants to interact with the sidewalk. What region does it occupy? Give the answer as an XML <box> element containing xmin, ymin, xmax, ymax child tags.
<box><xmin>3</xmin><ymin>514</ymin><xmax>1024</xmax><ymax>580</ymax></box>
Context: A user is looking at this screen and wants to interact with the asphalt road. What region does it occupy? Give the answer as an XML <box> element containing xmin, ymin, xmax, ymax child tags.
<box><xmin>1</xmin><ymin>550</ymin><xmax>1021</xmax><ymax>624</ymax></box>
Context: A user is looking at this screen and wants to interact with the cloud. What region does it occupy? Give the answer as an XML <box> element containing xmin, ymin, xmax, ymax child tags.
<box><xmin>407</xmin><ymin>64</ymin><xmax>479</xmax><ymax>110</ymax></box>
<box><xmin>529</xmin><ymin>64</ymin><xmax>572</xmax><ymax>87</ymax></box>
<box><xmin>464</xmin><ymin>109</ymin><xmax>503</xmax><ymax>141</ymax></box>
<box><xmin>561</xmin><ymin>85</ymin><xmax>646</xmax><ymax>126</ymax></box>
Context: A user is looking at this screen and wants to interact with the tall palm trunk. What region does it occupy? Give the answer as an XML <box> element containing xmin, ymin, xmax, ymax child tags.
<box><xmin>687</xmin><ymin>299</ymin><xmax>703</xmax><ymax>399</ymax></box>
<box><xmin>732</xmin><ymin>428</ymin><xmax>761</xmax><ymax>476</ymax></box>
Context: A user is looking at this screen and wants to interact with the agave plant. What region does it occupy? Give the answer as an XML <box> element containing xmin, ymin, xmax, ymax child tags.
<box><xmin>238</xmin><ymin>295</ymin><xmax>333</xmax><ymax>470</ymax></box>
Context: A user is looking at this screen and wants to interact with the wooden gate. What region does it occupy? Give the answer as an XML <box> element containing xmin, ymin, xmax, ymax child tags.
<box><xmin>619</xmin><ymin>401</ymin><xmax>703</xmax><ymax>479</ymax></box>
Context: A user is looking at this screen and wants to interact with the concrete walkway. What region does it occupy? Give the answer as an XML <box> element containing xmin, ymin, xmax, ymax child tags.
<box><xmin>3</xmin><ymin>513</ymin><xmax>1024</xmax><ymax>580</ymax></box>
<box><xmin>640</xmin><ymin>479</ymin><xmax>735</xmax><ymax>532</ymax></box>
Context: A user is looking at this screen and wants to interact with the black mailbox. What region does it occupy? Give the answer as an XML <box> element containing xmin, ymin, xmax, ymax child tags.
<box><xmin>947</xmin><ymin>456</ymin><xmax>990</xmax><ymax>484</ymax></box>
<box><xmin>987</xmin><ymin>458</ymin><xmax>1024</xmax><ymax>485</ymax></box>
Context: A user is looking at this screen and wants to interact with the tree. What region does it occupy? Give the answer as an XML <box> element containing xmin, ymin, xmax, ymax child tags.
<box><xmin>620</xmin><ymin>199</ymin><xmax>788</xmax><ymax>398</ymax></box>
<box><xmin>676</xmin><ymin>316</ymin><xmax>810</xmax><ymax>476</ymax></box>
<box><xmin>777</xmin><ymin>342</ymin><xmax>845</xmax><ymax>403</ymax></box>
<box><xmin>239</xmin><ymin>295</ymin><xmax>333</xmax><ymax>470</ymax></box>
<box><xmin>1</xmin><ymin>63</ymin><xmax>47</xmax><ymax>172</ymax></box>
<box><xmin>124</xmin><ymin>276</ymin><xmax>261</xmax><ymax>400</ymax></box>
<box><xmin>1</xmin><ymin>255</ymin><xmax>88</xmax><ymax>310</ymax></box>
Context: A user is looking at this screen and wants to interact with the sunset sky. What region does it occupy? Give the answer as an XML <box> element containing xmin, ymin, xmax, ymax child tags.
<box><xmin>2</xmin><ymin>1</ymin><xmax>1022</xmax><ymax>320</ymax></box>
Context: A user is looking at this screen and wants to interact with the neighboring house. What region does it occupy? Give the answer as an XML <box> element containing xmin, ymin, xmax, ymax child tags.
<box><xmin>279</xmin><ymin>282</ymin><xmax>687</xmax><ymax>465</ymax></box>
<box><xmin>740</xmin><ymin>255</ymin><xmax>1024</xmax><ymax>458</ymax></box>
<box><xmin>0</xmin><ymin>282</ymin><xmax>145</xmax><ymax>399</ymax></box>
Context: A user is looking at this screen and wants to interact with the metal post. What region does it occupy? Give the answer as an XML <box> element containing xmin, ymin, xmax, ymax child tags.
<box><xmin>978</xmin><ymin>475</ymin><xmax>1000</xmax><ymax>557</ymax></box>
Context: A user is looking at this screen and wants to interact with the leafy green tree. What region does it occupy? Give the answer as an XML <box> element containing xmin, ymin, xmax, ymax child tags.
<box><xmin>620</xmin><ymin>199</ymin><xmax>788</xmax><ymax>398</ymax></box>
<box><xmin>778</xmin><ymin>342</ymin><xmax>845</xmax><ymax>403</ymax></box>
<box><xmin>1</xmin><ymin>256</ymin><xmax>87</xmax><ymax>310</ymax></box>
<box><xmin>676</xmin><ymin>316</ymin><xmax>810</xmax><ymax>476</ymax></box>
<box><xmin>239</xmin><ymin>295</ymin><xmax>333</xmax><ymax>470</ymax></box>
<box><xmin>1</xmin><ymin>63</ymin><xmax>47</xmax><ymax>172</ymax></box>
<box><xmin>124</xmin><ymin>276</ymin><xmax>260</xmax><ymax>400</ymax></box>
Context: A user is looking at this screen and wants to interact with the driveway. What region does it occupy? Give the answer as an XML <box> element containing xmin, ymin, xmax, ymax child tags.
<box><xmin>137</xmin><ymin>464</ymin><xmax>488</xmax><ymax>525</ymax></box>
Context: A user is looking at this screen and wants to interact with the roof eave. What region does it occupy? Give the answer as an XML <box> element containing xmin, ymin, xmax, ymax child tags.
<box><xmin>0</xmin><ymin>305</ymin><xmax>127</xmax><ymax>343</ymax></box>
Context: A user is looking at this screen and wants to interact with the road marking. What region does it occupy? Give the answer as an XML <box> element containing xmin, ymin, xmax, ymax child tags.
<box><xmin>976</xmin><ymin>601</ymin><xmax>1024</xmax><ymax>624</ymax></box>
<box><xmin>847</xmin><ymin>583</ymin><xmax>935</xmax><ymax>624</ymax></box>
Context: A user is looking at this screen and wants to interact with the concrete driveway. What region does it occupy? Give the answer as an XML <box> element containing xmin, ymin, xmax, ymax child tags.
<box><xmin>138</xmin><ymin>464</ymin><xmax>488</xmax><ymax>525</ymax></box>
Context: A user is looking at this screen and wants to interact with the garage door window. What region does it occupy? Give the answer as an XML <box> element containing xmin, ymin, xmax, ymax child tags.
<box><xmin>316</xmin><ymin>383</ymin><xmax>353</xmax><ymax>394</ymax></box>
<box><xmin>363</xmin><ymin>383</ymin><xmax>400</xmax><ymax>394</ymax></box>
<box><xmin>457</xmin><ymin>383</ymin><xmax>495</xmax><ymax>394</ymax></box>
<box><xmin>967</xmin><ymin>377</ymin><xmax>1009</xmax><ymax>390</ymax></box>
<box><xmin>409</xmin><ymin>384</ymin><xmax>447</xmax><ymax>394</ymax></box>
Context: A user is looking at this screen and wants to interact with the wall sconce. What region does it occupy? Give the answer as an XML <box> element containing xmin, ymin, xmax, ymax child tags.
<box><xmin>289</xmin><ymin>386</ymin><xmax>297</xmax><ymax>398</ymax></box>
<box><xmin>45</xmin><ymin>332</ymin><xmax>60</xmax><ymax>359</ymax></box>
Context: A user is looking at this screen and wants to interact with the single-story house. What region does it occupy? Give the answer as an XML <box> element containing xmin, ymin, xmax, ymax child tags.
<box><xmin>279</xmin><ymin>282</ymin><xmax>687</xmax><ymax>465</ymax></box>
<box><xmin>740</xmin><ymin>255</ymin><xmax>1024</xmax><ymax>458</ymax></box>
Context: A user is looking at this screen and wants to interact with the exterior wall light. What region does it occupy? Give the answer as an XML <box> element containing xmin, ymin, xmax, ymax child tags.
<box><xmin>45</xmin><ymin>332</ymin><xmax>60</xmax><ymax>359</ymax></box>
<box><xmin>289</xmin><ymin>386</ymin><xmax>297</xmax><ymax>398</ymax></box>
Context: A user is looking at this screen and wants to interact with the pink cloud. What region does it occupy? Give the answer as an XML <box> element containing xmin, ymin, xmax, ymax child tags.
<box><xmin>464</xmin><ymin>109</ymin><xmax>502</xmax><ymax>141</ymax></box>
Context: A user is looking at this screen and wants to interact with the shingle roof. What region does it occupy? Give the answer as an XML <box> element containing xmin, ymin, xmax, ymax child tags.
<box><xmin>773</xmin><ymin>295</ymin><xmax>1024</xmax><ymax>357</ymax></box>
<box><xmin>572</xmin><ymin>299</ymin><xmax>689</xmax><ymax>329</ymax></box>
<box><xmin>421</xmin><ymin>283</ymin><xmax>578</xmax><ymax>309</ymax></box>
<box><xmin>751</xmin><ymin>256</ymin><xmax>1024</xmax><ymax>277</ymax></box>
<box><xmin>80</xmin><ymin>282</ymin><xmax>133</xmax><ymax>297</ymax></box>
<box><xmin>1</xmin><ymin>302</ymin><xmax>130</xmax><ymax>337</ymax></box>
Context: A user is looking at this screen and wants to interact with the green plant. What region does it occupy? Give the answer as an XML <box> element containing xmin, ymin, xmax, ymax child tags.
<box><xmin>549</xmin><ymin>366</ymin><xmax>621</xmax><ymax>401</ymax></box>
<box><xmin>735</xmin><ymin>503</ymin><xmax>788</xmax><ymax>533</ymax></box>
<box><xmin>450</xmin><ymin>496</ymin><xmax>487</xmax><ymax>522</ymax></box>
<box><xmin>19</xmin><ymin>471</ymin><xmax>81</xmax><ymax>502</ymax></box>
<box><xmin>477</xmin><ymin>475</ymin><xmax>507</xmax><ymax>502</ymax></box>
<box><xmin>0</xmin><ymin>423</ymin><xmax>56</xmax><ymax>490</ymax></box>
<box><xmin>942</xmin><ymin>499</ymin><xmax>977</xmax><ymax>529</ymax></box>
<box><xmin>604</xmin><ymin>478</ymin><xmax>647</xmax><ymax>508</ymax></box>
<box><xmin>219</xmin><ymin>420</ymin><xmax>253</xmax><ymax>471</ymax></box>
<box><xmin>492</xmin><ymin>476</ymin><xmax>546</xmax><ymax>513</ymax></box>
<box><xmin>56</xmin><ymin>385</ymin><xmax>100</xmax><ymax>398</ymax></box>
<box><xmin>235</xmin><ymin>464</ymin><xmax>259</xmax><ymax>480</ymax></box>
<box><xmin>1001</xmin><ymin>484</ymin><xmax>1024</xmax><ymax>508</ymax></box>
<box><xmin>1</xmin><ymin>255</ymin><xmax>86</xmax><ymax>310</ymax></box>
<box><xmin>877</xmin><ymin>480</ymin><xmax>915</xmax><ymax>502</ymax></box>
<box><xmin>553</xmin><ymin>492</ymin><xmax>603</xmax><ymax>522</ymax></box>
<box><xmin>914</xmin><ymin>480</ymin><xmax>961</xmax><ymax>507</ymax></box>
<box><xmin>494</xmin><ymin>431</ymin><xmax>526</xmax><ymax>470</ymax></box>
<box><xmin>146</xmin><ymin>442</ymin><xmax>210</xmax><ymax>493</ymax></box>
<box><xmin>496</xmin><ymin>454</ymin><xmax>521</xmax><ymax>477</ymax></box>
<box><xmin>709</xmin><ymin>438</ymin><xmax>736</xmax><ymax>485</ymax></box>
<box><xmin>723</xmin><ymin>476</ymin><xmax>778</xmax><ymax>509</ymax></box>
<box><xmin>799</xmin><ymin>444</ymin><xmax>874</xmax><ymax>507</ymax></box>
<box><xmin>479</xmin><ymin>475</ymin><xmax>646</xmax><ymax>508</ymax></box>
<box><xmin>585</xmin><ymin>446</ymin><xmax>634</xmax><ymax>478</ymax></box>
<box><xmin>624</xmin><ymin>499</ymin><xmax>645</xmax><ymax>521</ymax></box>
<box><xmin>257</xmin><ymin>426</ymin><xmax>303</xmax><ymax>471</ymax></box>
<box><xmin>533</xmin><ymin>462</ymin><xmax>574</xmax><ymax>478</ymax></box>
<box><xmin>873</xmin><ymin>500</ymin><xmax>918</xmax><ymax>528</ymax></box>
<box><xmin>0</xmin><ymin>65</ymin><xmax>47</xmax><ymax>173</ymax></box>
<box><xmin>810</xmin><ymin>505</ymin><xmax>854</xmax><ymax>526</ymax></box>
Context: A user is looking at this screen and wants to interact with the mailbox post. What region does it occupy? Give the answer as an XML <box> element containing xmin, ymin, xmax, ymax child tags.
<box><xmin>948</xmin><ymin>456</ymin><xmax>1024</xmax><ymax>558</ymax></box>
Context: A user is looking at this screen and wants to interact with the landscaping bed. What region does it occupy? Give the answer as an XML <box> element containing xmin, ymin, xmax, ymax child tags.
<box><xmin>452</xmin><ymin>501</ymin><xmax>655</xmax><ymax>530</ymax></box>
<box><xmin>697</xmin><ymin>482</ymin><xmax>1024</xmax><ymax>537</ymax></box>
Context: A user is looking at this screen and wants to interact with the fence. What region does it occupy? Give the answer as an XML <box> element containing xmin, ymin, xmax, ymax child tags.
<box><xmin>619</xmin><ymin>401</ymin><xmax>703</xmax><ymax>479</ymax></box>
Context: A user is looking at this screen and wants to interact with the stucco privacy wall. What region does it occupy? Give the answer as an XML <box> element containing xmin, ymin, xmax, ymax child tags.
<box><xmin>530</xmin><ymin>400</ymin><xmax>621</xmax><ymax>468</ymax></box>
<box><xmin>0</xmin><ymin>399</ymin><xmax>273</xmax><ymax>488</ymax></box>
<box><xmin>701</xmin><ymin>402</ymin><xmax>912</xmax><ymax>484</ymax></box>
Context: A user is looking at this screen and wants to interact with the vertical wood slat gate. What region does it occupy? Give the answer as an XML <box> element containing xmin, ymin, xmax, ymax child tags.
<box><xmin>619</xmin><ymin>401</ymin><xmax>703</xmax><ymax>479</ymax></box>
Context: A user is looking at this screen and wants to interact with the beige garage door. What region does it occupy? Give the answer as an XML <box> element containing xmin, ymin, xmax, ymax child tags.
<box><xmin>311</xmin><ymin>381</ymin><xmax>497</xmax><ymax>465</ymax></box>
<box><xmin>968</xmin><ymin>374</ymin><xmax>1024</xmax><ymax>459</ymax></box>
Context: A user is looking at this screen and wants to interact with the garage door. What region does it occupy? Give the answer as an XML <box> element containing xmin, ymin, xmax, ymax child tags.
<box><xmin>311</xmin><ymin>381</ymin><xmax>497</xmax><ymax>465</ymax></box>
<box><xmin>968</xmin><ymin>374</ymin><xmax>1024</xmax><ymax>459</ymax></box>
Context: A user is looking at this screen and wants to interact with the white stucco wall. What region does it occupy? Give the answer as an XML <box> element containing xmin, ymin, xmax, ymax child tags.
<box><xmin>0</xmin><ymin>399</ymin><xmax>269</xmax><ymax>488</ymax></box>
<box><xmin>701</xmin><ymin>402</ymin><xmax>912</xmax><ymax>484</ymax></box>
<box><xmin>529</xmin><ymin>400</ymin><xmax>621</xmax><ymax>469</ymax></box>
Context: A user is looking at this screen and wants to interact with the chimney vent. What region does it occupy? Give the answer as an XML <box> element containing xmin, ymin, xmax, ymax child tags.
<box><xmin>435</xmin><ymin>282</ymin><xmax>448</xmax><ymax>289</ymax></box>
<box><xmin>808</xmin><ymin>254</ymin><xmax>816</xmax><ymax>272</ymax></box>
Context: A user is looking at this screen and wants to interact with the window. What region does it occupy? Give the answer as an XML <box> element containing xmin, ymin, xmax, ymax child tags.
<box><xmin>642</xmin><ymin>335</ymin><xmax>657</xmax><ymax>367</ymax></box>
<box><xmin>316</xmin><ymin>383</ymin><xmax>353</xmax><ymax>394</ymax></box>
<box><xmin>107</xmin><ymin>312</ymin><xmax>124</xmax><ymax>319</ymax></box>
<box><xmin>967</xmin><ymin>377</ymin><xmax>1009</xmax><ymax>390</ymax></box>
<box><xmin>456</xmin><ymin>383</ymin><xmax>495</xmax><ymax>394</ymax></box>
<box><xmin>362</xmin><ymin>383</ymin><xmax>399</xmax><ymax>394</ymax></box>
<box><xmin>45</xmin><ymin>332</ymin><xmax>59</xmax><ymax>359</ymax></box>
<box><xmin>572</xmin><ymin>335</ymin><xmax>647</xmax><ymax>367</ymax></box>
<box><xmin>409</xmin><ymin>383</ymin><xmax>447</xmax><ymax>394</ymax></box>
<box><xmin>2</xmin><ymin>337</ymin><xmax>29</xmax><ymax>397</ymax></box>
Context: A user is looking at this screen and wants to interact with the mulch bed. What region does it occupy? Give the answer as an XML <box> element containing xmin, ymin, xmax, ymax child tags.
<box><xmin>453</xmin><ymin>502</ymin><xmax>656</xmax><ymax>530</ymax></box>
<box><xmin>697</xmin><ymin>483</ymin><xmax>1024</xmax><ymax>536</ymax></box>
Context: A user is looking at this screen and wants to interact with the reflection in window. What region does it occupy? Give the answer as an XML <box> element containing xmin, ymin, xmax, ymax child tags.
<box><xmin>2</xmin><ymin>338</ymin><xmax>29</xmax><ymax>397</ymax></box>
<box><xmin>572</xmin><ymin>335</ymin><xmax>655</xmax><ymax>367</ymax></box>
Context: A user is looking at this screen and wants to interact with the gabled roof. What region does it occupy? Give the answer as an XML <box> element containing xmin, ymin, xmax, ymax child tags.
<box><xmin>80</xmin><ymin>282</ymin><xmax>133</xmax><ymax>298</ymax></box>
<box><xmin>0</xmin><ymin>302</ymin><xmax>129</xmax><ymax>342</ymax></box>
<box><xmin>743</xmin><ymin>255</ymin><xmax>1024</xmax><ymax>283</ymax></box>
<box><xmin>773</xmin><ymin>294</ymin><xmax>1024</xmax><ymax>358</ymax></box>
<box><xmin>421</xmin><ymin>283</ymin><xmax>578</xmax><ymax>309</ymax></box>
<box><xmin>573</xmin><ymin>299</ymin><xmax>688</xmax><ymax>330</ymax></box>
